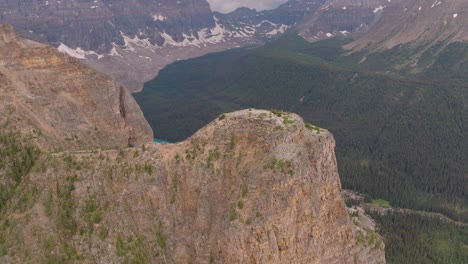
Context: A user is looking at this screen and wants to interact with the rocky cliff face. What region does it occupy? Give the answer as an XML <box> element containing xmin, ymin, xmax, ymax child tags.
<box><xmin>0</xmin><ymin>107</ymin><xmax>385</xmax><ymax>263</ymax></box>
<box><xmin>0</xmin><ymin>24</ymin><xmax>153</xmax><ymax>150</ymax></box>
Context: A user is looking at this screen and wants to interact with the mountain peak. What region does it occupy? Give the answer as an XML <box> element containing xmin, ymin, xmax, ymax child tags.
<box><xmin>231</xmin><ymin>7</ymin><xmax>258</xmax><ymax>13</ymax></box>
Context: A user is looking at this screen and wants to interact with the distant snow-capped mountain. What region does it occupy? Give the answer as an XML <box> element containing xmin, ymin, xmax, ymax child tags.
<box><xmin>0</xmin><ymin>0</ymin><xmax>298</xmax><ymax>91</ymax></box>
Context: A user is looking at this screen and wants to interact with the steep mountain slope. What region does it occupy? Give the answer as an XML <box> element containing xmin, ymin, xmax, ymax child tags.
<box><xmin>0</xmin><ymin>25</ymin><xmax>385</xmax><ymax>263</ymax></box>
<box><xmin>0</xmin><ymin>24</ymin><xmax>152</xmax><ymax>151</ymax></box>
<box><xmin>345</xmin><ymin>0</ymin><xmax>468</xmax><ymax>51</ymax></box>
<box><xmin>342</xmin><ymin>0</ymin><xmax>468</xmax><ymax>74</ymax></box>
<box><xmin>292</xmin><ymin>0</ymin><xmax>468</xmax><ymax>75</ymax></box>
<box><xmin>135</xmin><ymin>36</ymin><xmax>467</xmax><ymax>222</ymax></box>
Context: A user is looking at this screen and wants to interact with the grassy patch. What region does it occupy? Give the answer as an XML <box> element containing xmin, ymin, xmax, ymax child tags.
<box><xmin>116</xmin><ymin>234</ymin><xmax>149</xmax><ymax>263</ymax></box>
<box><xmin>305</xmin><ymin>123</ymin><xmax>321</xmax><ymax>134</ymax></box>
<box><xmin>371</xmin><ymin>199</ymin><xmax>391</xmax><ymax>208</ymax></box>
<box><xmin>57</xmin><ymin>175</ymin><xmax>78</xmax><ymax>235</ymax></box>
<box><xmin>229</xmin><ymin>207</ymin><xmax>237</xmax><ymax>222</ymax></box>
<box><xmin>0</xmin><ymin>131</ymin><xmax>40</xmax><ymax>213</ymax></box>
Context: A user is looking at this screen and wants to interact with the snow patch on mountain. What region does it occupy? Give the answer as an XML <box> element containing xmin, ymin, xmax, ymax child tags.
<box><xmin>431</xmin><ymin>1</ymin><xmax>443</xmax><ymax>8</ymax></box>
<box><xmin>58</xmin><ymin>43</ymin><xmax>104</xmax><ymax>60</ymax></box>
<box><xmin>152</xmin><ymin>14</ymin><xmax>167</xmax><ymax>21</ymax></box>
<box><xmin>266</xmin><ymin>25</ymin><xmax>288</xmax><ymax>36</ymax></box>
<box><xmin>109</xmin><ymin>45</ymin><xmax>123</xmax><ymax>58</ymax></box>
<box><xmin>373</xmin><ymin>6</ymin><xmax>385</xmax><ymax>13</ymax></box>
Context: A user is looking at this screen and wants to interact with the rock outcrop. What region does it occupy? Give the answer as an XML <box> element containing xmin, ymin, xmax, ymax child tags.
<box><xmin>0</xmin><ymin>108</ymin><xmax>385</xmax><ymax>263</ymax></box>
<box><xmin>0</xmin><ymin>24</ymin><xmax>153</xmax><ymax>151</ymax></box>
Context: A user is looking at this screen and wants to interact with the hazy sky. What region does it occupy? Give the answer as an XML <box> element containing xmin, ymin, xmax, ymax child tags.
<box><xmin>207</xmin><ymin>0</ymin><xmax>289</xmax><ymax>13</ymax></box>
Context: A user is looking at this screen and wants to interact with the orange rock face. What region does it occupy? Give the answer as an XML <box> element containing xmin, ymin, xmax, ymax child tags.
<box><xmin>0</xmin><ymin>24</ymin><xmax>153</xmax><ymax>150</ymax></box>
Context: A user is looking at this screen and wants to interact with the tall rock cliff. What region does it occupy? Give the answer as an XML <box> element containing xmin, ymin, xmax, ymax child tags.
<box><xmin>0</xmin><ymin>107</ymin><xmax>385</xmax><ymax>263</ymax></box>
<box><xmin>0</xmin><ymin>24</ymin><xmax>153</xmax><ymax>150</ymax></box>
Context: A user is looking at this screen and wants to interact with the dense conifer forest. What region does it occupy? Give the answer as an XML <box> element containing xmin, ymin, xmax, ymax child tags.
<box><xmin>369</xmin><ymin>212</ymin><xmax>467</xmax><ymax>264</ymax></box>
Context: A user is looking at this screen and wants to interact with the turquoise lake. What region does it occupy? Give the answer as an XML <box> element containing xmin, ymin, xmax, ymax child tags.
<box><xmin>153</xmin><ymin>138</ymin><xmax>169</xmax><ymax>143</ymax></box>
